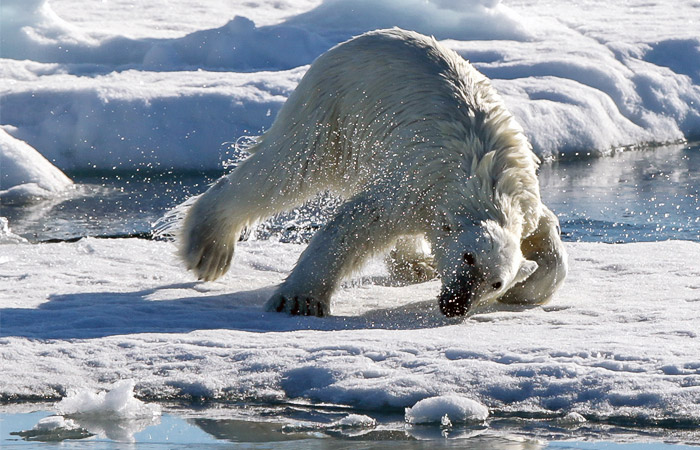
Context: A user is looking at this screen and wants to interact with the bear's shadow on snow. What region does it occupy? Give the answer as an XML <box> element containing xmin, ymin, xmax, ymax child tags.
<box><xmin>0</xmin><ymin>282</ymin><xmax>473</xmax><ymax>340</ymax></box>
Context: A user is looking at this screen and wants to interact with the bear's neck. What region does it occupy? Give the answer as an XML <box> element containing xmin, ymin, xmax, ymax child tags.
<box><xmin>421</xmin><ymin>128</ymin><xmax>542</xmax><ymax>240</ymax></box>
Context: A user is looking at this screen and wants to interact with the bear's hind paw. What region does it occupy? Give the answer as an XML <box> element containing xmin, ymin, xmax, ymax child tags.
<box><xmin>265</xmin><ymin>293</ymin><xmax>327</xmax><ymax>317</ymax></box>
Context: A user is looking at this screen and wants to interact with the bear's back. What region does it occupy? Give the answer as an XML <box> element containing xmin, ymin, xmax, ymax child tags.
<box><xmin>260</xmin><ymin>29</ymin><xmax>502</xmax><ymax>178</ymax></box>
<box><xmin>255</xmin><ymin>29</ymin><xmax>540</xmax><ymax>235</ymax></box>
<box><xmin>293</xmin><ymin>28</ymin><xmax>488</xmax><ymax>132</ymax></box>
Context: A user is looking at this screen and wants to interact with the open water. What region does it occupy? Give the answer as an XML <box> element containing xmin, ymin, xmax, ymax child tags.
<box><xmin>3</xmin><ymin>143</ymin><xmax>698</xmax><ymax>245</ymax></box>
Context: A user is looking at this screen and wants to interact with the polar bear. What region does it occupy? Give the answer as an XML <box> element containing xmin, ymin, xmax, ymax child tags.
<box><xmin>178</xmin><ymin>28</ymin><xmax>567</xmax><ymax>317</ymax></box>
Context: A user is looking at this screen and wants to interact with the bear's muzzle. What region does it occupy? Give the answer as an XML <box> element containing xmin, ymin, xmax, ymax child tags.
<box><xmin>438</xmin><ymin>271</ymin><xmax>478</xmax><ymax>317</ymax></box>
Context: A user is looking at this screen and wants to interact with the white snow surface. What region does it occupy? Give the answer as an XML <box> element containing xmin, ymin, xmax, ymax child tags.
<box><xmin>1</xmin><ymin>237</ymin><xmax>699</xmax><ymax>424</ymax></box>
<box><xmin>1</xmin><ymin>0</ymin><xmax>699</xmax><ymax>172</ymax></box>
<box><xmin>1</xmin><ymin>0</ymin><xmax>700</xmax><ymax>429</ymax></box>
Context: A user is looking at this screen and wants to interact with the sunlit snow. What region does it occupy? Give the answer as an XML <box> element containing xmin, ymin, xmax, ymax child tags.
<box><xmin>1</xmin><ymin>237</ymin><xmax>699</xmax><ymax>425</ymax></box>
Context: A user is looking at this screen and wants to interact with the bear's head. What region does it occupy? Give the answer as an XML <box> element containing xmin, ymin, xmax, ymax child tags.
<box><xmin>429</xmin><ymin>218</ymin><xmax>537</xmax><ymax>317</ymax></box>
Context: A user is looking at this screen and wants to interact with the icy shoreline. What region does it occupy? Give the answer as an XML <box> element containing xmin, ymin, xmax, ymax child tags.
<box><xmin>1</xmin><ymin>238</ymin><xmax>699</xmax><ymax>425</ymax></box>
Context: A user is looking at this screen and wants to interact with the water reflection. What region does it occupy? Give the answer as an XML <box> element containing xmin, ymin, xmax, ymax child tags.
<box><xmin>539</xmin><ymin>142</ymin><xmax>699</xmax><ymax>242</ymax></box>
<box><xmin>7</xmin><ymin>407</ymin><xmax>699</xmax><ymax>448</ymax></box>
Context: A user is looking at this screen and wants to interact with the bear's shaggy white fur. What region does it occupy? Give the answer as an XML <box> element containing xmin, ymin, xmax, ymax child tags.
<box><xmin>179</xmin><ymin>28</ymin><xmax>567</xmax><ymax>317</ymax></box>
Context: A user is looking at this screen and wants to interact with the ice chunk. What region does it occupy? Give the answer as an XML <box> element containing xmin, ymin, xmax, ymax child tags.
<box><xmin>405</xmin><ymin>395</ymin><xmax>489</xmax><ymax>424</ymax></box>
<box><xmin>560</xmin><ymin>412</ymin><xmax>587</xmax><ymax>424</ymax></box>
<box><xmin>57</xmin><ymin>380</ymin><xmax>161</xmax><ymax>419</ymax></box>
<box><xmin>34</xmin><ymin>415</ymin><xmax>79</xmax><ymax>431</ymax></box>
<box><xmin>10</xmin><ymin>415</ymin><xmax>93</xmax><ymax>442</ymax></box>
<box><xmin>331</xmin><ymin>414</ymin><xmax>377</xmax><ymax>429</ymax></box>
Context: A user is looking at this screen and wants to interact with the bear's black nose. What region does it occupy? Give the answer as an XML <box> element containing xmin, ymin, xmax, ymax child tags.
<box><xmin>438</xmin><ymin>272</ymin><xmax>476</xmax><ymax>317</ymax></box>
<box><xmin>438</xmin><ymin>291</ymin><xmax>471</xmax><ymax>317</ymax></box>
<box><xmin>439</xmin><ymin>297</ymin><xmax>466</xmax><ymax>317</ymax></box>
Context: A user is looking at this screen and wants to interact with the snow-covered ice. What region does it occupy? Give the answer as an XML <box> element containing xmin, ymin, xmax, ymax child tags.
<box><xmin>0</xmin><ymin>129</ymin><xmax>73</xmax><ymax>205</ymax></box>
<box><xmin>1</xmin><ymin>237</ymin><xmax>699</xmax><ymax>425</ymax></box>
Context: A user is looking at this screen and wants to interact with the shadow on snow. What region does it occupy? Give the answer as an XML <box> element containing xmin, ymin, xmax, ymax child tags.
<box><xmin>0</xmin><ymin>282</ymin><xmax>467</xmax><ymax>339</ymax></box>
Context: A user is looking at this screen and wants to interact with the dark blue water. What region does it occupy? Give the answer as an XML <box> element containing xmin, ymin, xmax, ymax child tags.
<box><xmin>2</xmin><ymin>142</ymin><xmax>699</xmax><ymax>244</ymax></box>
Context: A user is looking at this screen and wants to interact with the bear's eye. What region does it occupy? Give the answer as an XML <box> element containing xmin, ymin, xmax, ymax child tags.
<box><xmin>464</xmin><ymin>253</ymin><xmax>476</xmax><ymax>266</ymax></box>
<box><xmin>442</xmin><ymin>225</ymin><xmax>451</xmax><ymax>232</ymax></box>
<box><xmin>492</xmin><ymin>281</ymin><xmax>503</xmax><ymax>290</ymax></box>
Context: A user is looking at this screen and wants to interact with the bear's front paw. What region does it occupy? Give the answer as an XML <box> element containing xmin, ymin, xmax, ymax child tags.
<box><xmin>265</xmin><ymin>293</ymin><xmax>328</xmax><ymax>317</ymax></box>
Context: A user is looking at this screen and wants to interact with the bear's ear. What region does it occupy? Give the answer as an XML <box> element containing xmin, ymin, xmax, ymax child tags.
<box><xmin>514</xmin><ymin>259</ymin><xmax>538</xmax><ymax>284</ymax></box>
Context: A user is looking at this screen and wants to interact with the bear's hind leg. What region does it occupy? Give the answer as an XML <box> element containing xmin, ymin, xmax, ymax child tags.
<box><xmin>180</xmin><ymin>150</ymin><xmax>323</xmax><ymax>281</ymax></box>
<box><xmin>385</xmin><ymin>236</ymin><xmax>437</xmax><ymax>284</ymax></box>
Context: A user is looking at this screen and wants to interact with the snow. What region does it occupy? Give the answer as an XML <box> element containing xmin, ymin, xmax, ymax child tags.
<box><xmin>1</xmin><ymin>0</ymin><xmax>700</xmax><ymax>174</ymax></box>
<box><xmin>1</xmin><ymin>237</ymin><xmax>699</xmax><ymax>425</ymax></box>
<box><xmin>405</xmin><ymin>395</ymin><xmax>489</xmax><ymax>424</ymax></box>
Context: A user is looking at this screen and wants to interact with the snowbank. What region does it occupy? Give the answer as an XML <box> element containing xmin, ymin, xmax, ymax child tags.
<box><xmin>0</xmin><ymin>0</ymin><xmax>96</xmax><ymax>62</ymax></box>
<box><xmin>284</xmin><ymin>0</ymin><xmax>532</xmax><ymax>43</ymax></box>
<box><xmin>2</xmin><ymin>0</ymin><xmax>527</xmax><ymax>68</ymax></box>
<box><xmin>1</xmin><ymin>238</ymin><xmax>699</xmax><ymax>426</ymax></box>
<box><xmin>1</xmin><ymin>0</ymin><xmax>699</xmax><ymax>170</ymax></box>
<box><xmin>0</xmin><ymin>129</ymin><xmax>72</xmax><ymax>204</ymax></box>
<box><xmin>0</xmin><ymin>68</ymin><xmax>303</xmax><ymax>171</ymax></box>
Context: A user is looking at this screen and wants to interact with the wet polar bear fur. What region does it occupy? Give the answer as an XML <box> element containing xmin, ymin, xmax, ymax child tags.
<box><xmin>179</xmin><ymin>28</ymin><xmax>567</xmax><ymax>317</ymax></box>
